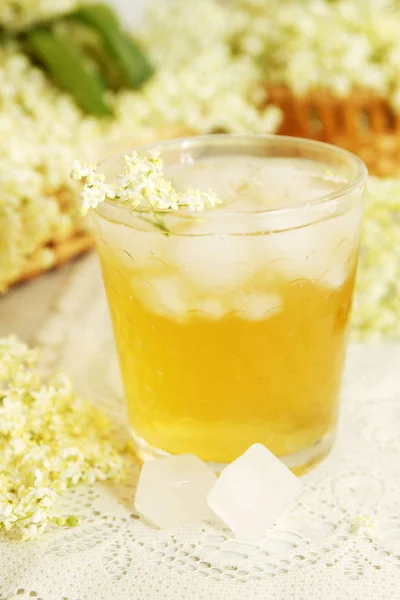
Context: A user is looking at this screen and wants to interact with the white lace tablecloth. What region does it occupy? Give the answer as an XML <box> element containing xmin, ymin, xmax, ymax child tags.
<box><xmin>1</xmin><ymin>254</ymin><xmax>400</xmax><ymax>600</ymax></box>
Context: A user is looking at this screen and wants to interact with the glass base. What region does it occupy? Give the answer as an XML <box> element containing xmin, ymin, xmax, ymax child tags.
<box><xmin>130</xmin><ymin>429</ymin><xmax>335</xmax><ymax>476</ymax></box>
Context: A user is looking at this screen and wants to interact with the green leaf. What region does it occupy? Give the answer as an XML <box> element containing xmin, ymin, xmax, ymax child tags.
<box><xmin>61</xmin><ymin>19</ymin><xmax>126</xmax><ymax>91</ymax></box>
<box><xmin>73</xmin><ymin>3</ymin><xmax>153</xmax><ymax>89</ymax></box>
<box><xmin>25</xmin><ymin>28</ymin><xmax>113</xmax><ymax>117</ymax></box>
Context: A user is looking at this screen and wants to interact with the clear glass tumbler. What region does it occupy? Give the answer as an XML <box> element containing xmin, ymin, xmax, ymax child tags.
<box><xmin>91</xmin><ymin>134</ymin><xmax>366</xmax><ymax>473</ymax></box>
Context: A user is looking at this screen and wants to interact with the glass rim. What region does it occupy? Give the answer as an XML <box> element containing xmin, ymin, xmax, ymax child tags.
<box><xmin>95</xmin><ymin>133</ymin><xmax>367</xmax><ymax>220</ymax></box>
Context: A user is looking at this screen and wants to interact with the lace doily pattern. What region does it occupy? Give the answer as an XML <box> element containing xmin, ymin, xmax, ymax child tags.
<box><xmin>1</xmin><ymin>255</ymin><xmax>400</xmax><ymax>600</ymax></box>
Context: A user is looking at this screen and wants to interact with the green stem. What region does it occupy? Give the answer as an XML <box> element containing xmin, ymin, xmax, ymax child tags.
<box><xmin>137</xmin><ymin>214</ymin><xmax>170</xmax><ymax>236</ymax></box>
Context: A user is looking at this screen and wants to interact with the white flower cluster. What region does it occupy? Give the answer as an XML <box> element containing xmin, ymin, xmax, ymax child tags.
<box><xmin>0</xmin><ymin>335</ymin><xmax>125</xmax><ymax>539</ymax></box>
<box><xmin>71</xmin><ymin>162</ymin><xmax>116</xmax><ymax>214</ymax></box>
<box><xmin>0</xmin><ymin>42</ymin><xmax>100</xmax><ymax>290</ymax></box>
<box><xmin>230</xmin><ymin>0</ymin><xmax>400</xmax><ymax>103</ymax></box>
<box><xmin>139</xmin><ymin>0</ymin><xmax>282</xmax><ymax>133</ymax></box>
<box><xmin>353</xmin><ymin>176</ymin><xmax>400</xmax><ymax>341</ymax></box>
<box><xmin>142</xmin><ymin>0</ymin><xmax>400</xmax><ymax>105</ymax></box>
<box><xmin>0</xmin><ymin>2</ymin><xmax>281</xmax><ymax>291</ymax></box>
<box><xmin>0</xmin><ymin>41</ymin><xmax>173</xmax><ymax>290</ymax></box>
<box><xmin>137</xmin><ymin>46</ymin><xmax>281</xmax><ymax>134</ymax></box>
<box><xmin>0</xmin><ymin>0</ymin><xmax>80</xmax><ymax>30</ymax></box>
<box><xmin>72</xmin><ymin>151</ymin><xmax>221</xmax><ymax>215</ymax></box>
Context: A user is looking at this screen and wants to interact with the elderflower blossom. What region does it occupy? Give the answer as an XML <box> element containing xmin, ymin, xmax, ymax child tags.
<box><xmin>0</xmin><ymin>335</ymin><xmax>125</xmax><ymax>539</ymax></box>
<box><xmin>135</xmin><ymin>46</ymin><xmax>282</xmax><ymax>134</ymax></box>
<box><xmin>139</xmin><ymin>2</ymin><xmax>281</xmax><ymax>133</ymax></box>
<box><xmin>353</xmin><ymin>177</ymin><xmax>400</xmax><ymax>341</ymax></box>
<box><xmin>142</xmin><ymin>0</ymin><xmax>400</xmax><ymax>104</ymax></box>
<box><xmin>0</xmin><ymin>40</ymin><xmax>164</xmax><ymax>290</ymax></box>
<box><xmin>0</xmin><ymin>42</ymin><xmax>105</xmax><ymax>290</ymax></box>
<box><xmin>229</xmin><ymin>0</ymin><xmax>400</xmax><ymax>102</ymax></box>
<box><xmin>0</xmin><ymin>4</ymin><xmax>280</xmax><ymax>291</ymax></box>
<box><xmin>118</xmin><ymin>151</ymin><xmax>177</xmax><ymax>210</ymax></box>
<box><xmin>180</xmin><ymin>189</ymin><xmax>222</xmax><ymax>212</ymax></box>
<box><xmin>72</xmin><ymin>151</ymin><xmax>221</xmax><ymax>215</ymax></box>
<box><xmin>71</xmin><ymin>162</ymin><xmax>115</xmax><ymax>214</ymax></box>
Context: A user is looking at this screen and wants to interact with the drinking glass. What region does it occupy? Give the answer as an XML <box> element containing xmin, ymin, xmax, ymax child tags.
<box><xmin>91</xmin><ymin>134</ymin><xmax>366</xmax><ymax>473</ymax></box>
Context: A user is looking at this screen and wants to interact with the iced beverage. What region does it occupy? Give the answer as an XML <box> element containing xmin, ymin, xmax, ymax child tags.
<box><xmin>92</xmin><ymin>135</ymin><xmax>366</xmax><ymax>472</ymax></box>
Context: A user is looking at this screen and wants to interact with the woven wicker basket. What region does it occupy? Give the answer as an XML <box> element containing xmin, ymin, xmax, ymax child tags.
<box><xmin>9</xmin><ymin>231</ymin><xmax>95</xmax><ymax>289</ymax></box>
<box><xmin>267</xmin><ymin>85</ymin><xmax>400</xmax><ymax>177</ymax></box>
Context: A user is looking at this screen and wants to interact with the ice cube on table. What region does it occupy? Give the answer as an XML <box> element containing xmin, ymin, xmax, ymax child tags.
<box><xmin>135</xmin><ymin>454</ymin><xmax>217</xmax><ymax>529</ymax></box>
<box><xmin>207</xmin><ymin>444</ymin><xmax>303</xmax><ymax>542</ymax></box>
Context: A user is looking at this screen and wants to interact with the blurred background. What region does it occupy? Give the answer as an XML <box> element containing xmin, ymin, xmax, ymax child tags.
<box><xmin>0</xmin><ymin>0</ymin><xmax>399</xmax><ymax>341</ymax></box>
<box><xmin>109</xmin><ymin>0</ymin><xmax>146</xmax><ymax>25</ymax></box>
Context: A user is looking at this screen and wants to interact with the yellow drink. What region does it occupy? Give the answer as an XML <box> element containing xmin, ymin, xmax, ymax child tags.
<box><xmin>93</xmin><ymin>136</ymin><xmax>365</xmax><ymax>471</ymax></box>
